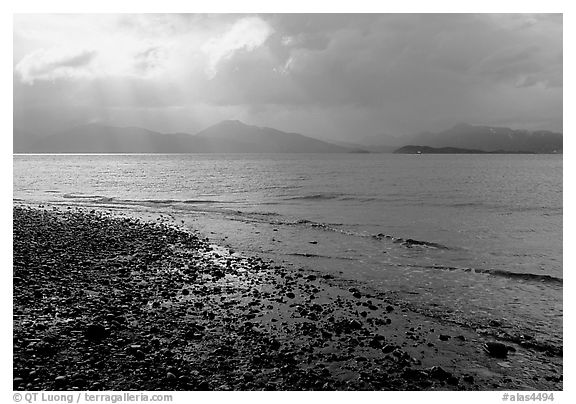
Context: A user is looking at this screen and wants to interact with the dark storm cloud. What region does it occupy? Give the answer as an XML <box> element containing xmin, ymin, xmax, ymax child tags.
<box><xmin>13</xmin><ymin>13</ymin><xmax>562</xmax><ymax>139</ymax></box>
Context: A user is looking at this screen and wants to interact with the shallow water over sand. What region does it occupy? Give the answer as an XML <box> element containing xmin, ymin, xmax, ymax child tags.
<box><xmin>13</xmin><ymin>153</ymin><xmax>562</xmax><ymax>349</ymax></box>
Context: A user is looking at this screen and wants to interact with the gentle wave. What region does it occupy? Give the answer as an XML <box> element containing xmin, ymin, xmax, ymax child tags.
<box><xmin>61</xmin><ymin>193</ymin><xmax>453</xmax><ymax>250</ymax></box>
<box><xmin>226</xmin><ymin>214</ymin><xmax>352</xmax><ymax>235</ymax></box>
<box><xmin>396</xmin><ymin>263</ymin><xmax>562</xmax><ymax>285</ymax></box>
<box><xmin>287</xmin><ymin>252</ymin><xmax>356</xmax><ymax>261</ymax></box>
<box><xmin>222</xmin><ymin>212</ymin><xmax>455</xmax><ymax>251</ymax></box>
<box><xmin>33</xmin><ymin>192</ymin><xmax>561</xmax><ymax>288</ymax></box>
<box><xmin>282</xmin><ymin>192</ymin><xmax>345</xmax><ymax>201</ymax></box>
<box><xmin>372</xmin><ymin>233</ymin><xmax>450</xmax><ymax>249</ymax></box>
<box><xmin>281</xmin><ymin>192</ymin><xmax>380</xmax><ymax>203</ymax></box>
<box><xmin>483</xmin><ymin>269</ymin><xmax>563</xmax><ymax>285</ymax></box>
<box><xmin>449</xmin><ymin>202</ymin><xmax>488</xmax><ymax>208</ymax></box>
<box><xmin>135</xmin><ymin>199</ymin><xmax>227</xmax><ymax>204</ymax></box>
<box><xmin>58</xmin><ymin>194</ymin><xmax>229</xmax><ymax>205</ymax></box>
<box><xmin>62</xmin><ymin>193</ymin><xmax>105</xmax><ymax>199</ymax></box>
<box><xmin>289</xmin><ymin>218</ymin><xmax>346</xmax><ymax>229</ymax></box>
<box><xmin>244</xmin><ymin>211</ymin><xmax>282</xmax><ymax>217</ymax></box>
<box><xmin>446</xmin><ymin>201</ymin><xmax>562</xmax><ymax>215</ymax></box>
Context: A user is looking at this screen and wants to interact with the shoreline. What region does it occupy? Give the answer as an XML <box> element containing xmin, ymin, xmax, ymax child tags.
<box><xmin>13</xmin><ymin>204</ymin><xmax>563</xmax><ymax>391</ymax></box>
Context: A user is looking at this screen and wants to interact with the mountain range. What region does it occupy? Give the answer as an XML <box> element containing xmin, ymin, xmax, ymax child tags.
<box><xmin>361</xmin><ymin>124</ymin><xmax>562</xmax><ymax>153</ymax></box>
<box><xmin>404</xmin><ymin>124</ymin><xmax>562</xmax><ymax>154</ymax></box>
<box><xmin>14</xmin><ymin>121</ymin><xmax>352</xmax><ymax>154</ymax></box>
<box><xmin>13</xmin><ymin>121</ymin><xmax>562</xmax><ymax>154</ymax></box>
<box><xmin>393</xmin><ymin>145</ymin><xmax>535</xmax><ymax>154</ymax></box>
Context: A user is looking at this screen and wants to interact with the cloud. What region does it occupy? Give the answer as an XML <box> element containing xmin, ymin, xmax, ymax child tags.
<box><xmin>201</xmin><ymin>16</ymin><xmax>274</xmax><ymax>79</ymax></box>
<box><xmin>14</xmin><ymin>14</ymin><xmax>183</xmax><ymax>83</ymax></box>
<box><xmin>13</xmin><ymin>14</ymin><xmax>563</xmax><ymax>138</ymax></box>
<box><xmin>16</xmin><ymin>48</ymin><xmax>98</xmax><ymax>84</ymax></box>
<box><xmin>258</xmin><ymin>14</ymin><xmax>562</xmax><ymax>106</ymax></box>
<box><xmin>132</xmin><ymin>46</ymin><xmax>168</xmax><ymax>76</ymax></box>
<box><xmin>14</xmin><ymin>14</ymin><xmax>274</xmax><ymax>84</ymax></box>
<box><xmin>474</xmin><ymin>44</ymin><xmax>561</xmax><ymax>89</ymax></box>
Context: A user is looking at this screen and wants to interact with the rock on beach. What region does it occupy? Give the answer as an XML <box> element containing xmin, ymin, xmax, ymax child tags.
<box><xmin>12</xmin><ymin>205</ymin><xmax>562</xmax><ymax>391</ymax></box>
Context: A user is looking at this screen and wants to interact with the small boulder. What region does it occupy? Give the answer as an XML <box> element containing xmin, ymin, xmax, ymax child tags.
<box><xmin>85</xmin><ymin>323</ymin><xmax>107</xmax><ymax>341</ymax></box>
<box><xmin>489</xmin><ymin>319</ymin><xmax>502</xmax><ymax>327</ymax></box>
<box><xmin>463</xmin><ymin>375</ymin><xmax>474</xmax><ymax>383</ymax></box>
<box><xmin>54</xmin><ymin>376</ymin><xmax>67</xmax><ymax>388</ymax></box>
<box><xmin>402</xmin><ymin>368</ymin><xmax>426</xmax><ymax>381</ymax></box>
<box><xmin>369</xmin><ymin>336</ymin><xmax>384</xmax><ymax>349</ymax></box>
<box><xmin>166</xmin><ymin>372</ymin><xmax>177</xmax><ymax>383</ymax></box>
<box><xmin>428</xmin><ymin>366</ymin><xmax>452</xmax><ymax>381</ymax></box>
<box><xmin>447</xmin><ymin>376</ymin><xmax>460</xmax><ymax>386</ymax></box>
<box><xmin>72</xmin><ymin>377</ymin><xmax>87</xmax><ymax>388</ymax></box>
<box><xmin>382</xmin><ymin>344</ymin><xmax>395</xmax><ymax>354</ymax></box>
<box><xmin>483</xmin><ymin>341</ymin><xmax>509</xmax><ymax>358</ymax></box>
<box><xmin>13</xmin><ymin>377</ymin><xmax>24</xmax><ymax>388</ymax></box>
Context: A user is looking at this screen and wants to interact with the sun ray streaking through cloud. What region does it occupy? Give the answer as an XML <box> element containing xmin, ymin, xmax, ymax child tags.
<box><xmin>13</xmin><ymin>13</ymin><xmax>562</xmax><ymax>139</ymax></box>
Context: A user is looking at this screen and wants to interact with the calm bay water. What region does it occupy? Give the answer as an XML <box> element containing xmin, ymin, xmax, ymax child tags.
<box><xmin>13</xmin><ymin>153</ymin><xmax>562</xmax><ymax>348</ymax></box>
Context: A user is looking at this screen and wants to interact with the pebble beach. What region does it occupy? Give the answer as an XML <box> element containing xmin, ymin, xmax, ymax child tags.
<box><xmin>13</xmin><ymin>205</ymin><xmax>563</xmax><ymax>391</ymax></box>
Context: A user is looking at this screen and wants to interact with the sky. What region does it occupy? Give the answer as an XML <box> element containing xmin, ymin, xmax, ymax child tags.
<box><xmin>13</xmin><ymin>13</ymin><xmax>563</xmax><ymax>142</ymax></box>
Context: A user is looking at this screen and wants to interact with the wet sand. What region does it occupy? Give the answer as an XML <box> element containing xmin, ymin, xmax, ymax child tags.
<box><xmin>13</xmin><ymin>205</ymin><xmax>562</xmax><ymax>391</ymax></box>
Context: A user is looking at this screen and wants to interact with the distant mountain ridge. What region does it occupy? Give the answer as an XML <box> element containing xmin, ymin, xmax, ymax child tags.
<box><xmin>14</xmin><ymin>121</ymin><xmax>562</xmax><ymax>154</ymax></box>
<box><xmin>394</xmin><ymin>145</ymin><xmax>535</xmax><ymax>154</ymax></box>
<box><xmin>362</xmin><ymin>124</ymin><xmax>562</xmax><ymax>153</ymax></box>
<box><xmin>407</xmin><ymin>124</ymin><xmax>562</xmax><ymax>153</ymax></box>
<box><xmin>14</xmin><ymin>121</ymin><xmax>352</xmax><ymax>154</ymax></box>
<box><xmin>192</xmin><ymin>120</ymin><xmax>351</xmax><ymax>153</ymax></box>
